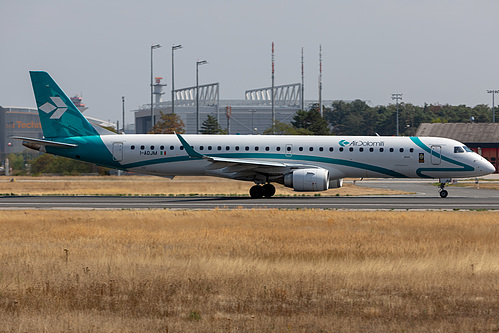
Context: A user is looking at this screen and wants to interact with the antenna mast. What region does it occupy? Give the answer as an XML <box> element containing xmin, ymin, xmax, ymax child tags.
<box><xmin>272</xmin><ymin>42</ymin><xmax>275</xmax><ymax>134</ymax></box>
<box><xmin>301</xmin><ymin>47</ymin><xmax>304</xmax><ymax>111</ymax></box>
<box><xmin>319</xmin><ymin>44</ymin><xmax>323</xmax><ymax>117</ymax></box>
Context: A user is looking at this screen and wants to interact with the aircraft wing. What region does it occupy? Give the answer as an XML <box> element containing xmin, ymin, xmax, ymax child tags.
<box><xmin>175</xmin><ymin>133</ymin><xmax>321</xmax><ymax>179</ymax></box>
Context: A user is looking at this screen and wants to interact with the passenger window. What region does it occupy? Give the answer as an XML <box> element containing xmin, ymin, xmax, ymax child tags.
<box><xmin>160</xmin><ymin>145</ymin><xmax>164</xmax><ymax>150</ymax></box>
<box><xmin>309</xmin><ymin>147</ymin><xmax>314</xmax><ymax>152</ymax></box>
<box><xmin>299</xmin><ymin>147</ymin><xmax>304</xmax><ymax>151</ymax></box>
<box><xmin>349</xmin><ymin>147</ymin><xmax>354</xmax><ymax>152</ymax></box>
<box><xmin>286</xmin><ymin>146</ymin><xmax>291</xmax><ymax>151</ymax></box>
<box><xmin>369</xmin><ymin>148</ymin><xmax>374</xmax><ymax>152</ymax></box>
<box><xmin>339</xmin><ymin>147</ymin><xmax>344</xmax><ymax>152</ymax></box>
<box><xmin>329</xmin><ymin>147</ymin><xmax>334</xmax><ymax>152</ymax></box>
<box><xmin>150</xmin><ymin>146</ymin><xmax>154</xmax><ymax>150</ymax></box>
<box><xmin>255</xmin><ymin>147</ymin><xmax>259</xmax><ymax>151</ymax></box>
<box><xmin>245</xmin><ymin>146</ymin><xmax>249</xmax><ymax>151</ymax></box>
<box><xmin>180</xmin><ymin>146</ymin><xmax>184</xmax><ymax>150</ymax></box>
<box><xmin>131</xmin><ymin>145</ymin><xmax>135</xmax><ymax>150</ymax></box>
<box><xmin>319</xmin><ymin>147</ymin><xmax>324</xmax><ymax>152</ymax></box>
<box><xmin>140</xmin><ymin>145</ymin><xmax>145</xmax><ymax>150</ymax></box>
<box><xmin>217</xmin><ymin>146</ymin><xmax>222</xmax><ymax>151</ymax></box>
<box><xmin>199</xmin><ymin>146</ymin><xmax>204</xmax><ymax>150</ymax></box>
<box><xmin>410</xmin><ymin>148</ymin><xmax>414</xmax><ymax>153</ymax></box>
<box><xmin>399</xmin><ymin>148</ymin><xmax>404</xmax><ymax>153</ymax></box>
<box><xmin>235</xmin><ymin>146</ymin><xmax>240</xmax><ymax>151</ymax></box>
<box><xmin>208</xmin><ymin>146</ymin><xmax>212</xmax><ymax>150</ymax></box>
<box><xmin>389</xmin><ymin>148</ymin><xmax>394</xmax><ymax>152</ymax></box>
<box><xmin>359</xmin><ymin>148</ymin><xmax>364</xmax><ymax>152</ymax></box>
<box><xmin>380</xmin><ymin>148</ymin><xmax>384</xmax><ymax>152</ymax></box>
<box><xmin>170</xmin><ymin>145</ymin><xmax>174</xmax><ymax>150</ymax></box>
<box><xmin>265</xmin><ymin>146</ymin><xmax>270</xmax><ymax>151</ymax></box>
<box><xmin>277</xmin><ymin>147</ymin><xmax>281</xmax><ymax>151</ymax></box>
<box><xmin>454</xmin><ymin>146</ymin><xmax>465</xmax><ymax>153</ymax></box>
<box><xmin>226</xmin><ymin>146</ymin><xmax>230</xmax><ymax>151</ymax></box>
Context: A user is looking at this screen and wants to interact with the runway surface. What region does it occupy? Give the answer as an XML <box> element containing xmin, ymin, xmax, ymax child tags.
<box><xmin>1</xmin><ymin>180</ymin><xmax>498</xmax><ymax>210</ymax></box>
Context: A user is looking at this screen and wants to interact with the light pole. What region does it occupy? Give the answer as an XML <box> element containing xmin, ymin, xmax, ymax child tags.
<box><xmin>487</xmin><ymin>90</ymin><xmax>498</xmax><ymax>123</ymax></box>
<box><xmin>392</xmin><ymin>93</ymin><xmax>403</xmax><ymax>136</ymax></box>
<box><xmin>196</xmin><ymin>60</ymin><xmax>208</xmax><ymax>134</ymax></box>
<box><xmin>251</xmin><ymin>110</ymin><xmax>257</xmax><ymax>135</ymax></box>
<box><xmin>150</xmin><ymin>44</ymin><xmax>161</xmax><ymax>131</ymax></box>
<box><xmin>122</xmin><ymin>96</ymin><xmax>125</xmax><ymax>134</ymax></box>
<box><xmin>171</xmin><ymin>44</ymin><xmax>182</xmax><ymax>114</ymax></box>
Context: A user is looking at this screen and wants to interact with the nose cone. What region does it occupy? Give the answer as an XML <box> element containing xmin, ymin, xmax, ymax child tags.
<box><xmin>477</xmin><ymin>157</ymin><xmax>496</xmax><ymax>176</ymax></box>
<box><xmin>483</xmin><ymin>160</ymin><xmax>496</xmax><ymax>174</ymax></box>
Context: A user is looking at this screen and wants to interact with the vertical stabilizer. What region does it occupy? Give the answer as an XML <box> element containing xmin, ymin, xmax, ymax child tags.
<box><xmin>30</xmin><ymin>71</ymin><xmax>99</xmax><ymax>138</ymax></box>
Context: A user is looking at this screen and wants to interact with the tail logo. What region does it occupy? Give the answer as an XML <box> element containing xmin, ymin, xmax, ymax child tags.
<box><xmin>39</xmin><ymin>97</ymin><xmax>68</xmax><ymax>119</ymax></box>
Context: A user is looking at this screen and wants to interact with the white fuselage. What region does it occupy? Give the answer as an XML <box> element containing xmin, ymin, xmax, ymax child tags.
<box><xmin>97</xmin><ymin>134</ymin><xmax>495</xmax><ymax>180</ymax></box>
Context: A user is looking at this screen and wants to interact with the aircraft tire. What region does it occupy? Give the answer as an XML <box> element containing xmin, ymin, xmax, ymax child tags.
<box><xmin>262</xmin><ymin>183</ymin><xmax>276</xmax><ymax>198</ymax></box>
<box><xmin>439</xmin><ymin>189</ymin><xmax>448</xmax><ymax>198</ymax></box>
<box><xmin>250</xmin><ymin>185</ymin><xmax>264</xmax><ymax>199</ymax></box>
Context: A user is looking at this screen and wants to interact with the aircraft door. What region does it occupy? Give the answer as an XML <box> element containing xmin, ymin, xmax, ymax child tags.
<box><xmin>285</xmin><ymin>144</ymin><xmax>293</xmax><ymax>157</ymax></box>
<box><xmin>431</xmin><ymin>146</ymin><xmax>441</xmax><ymax>165</ymax></box>
<box><xmin>112</xmin><ymin>142</ymin><xmax>123</xmax><ymax>162</ymax></box>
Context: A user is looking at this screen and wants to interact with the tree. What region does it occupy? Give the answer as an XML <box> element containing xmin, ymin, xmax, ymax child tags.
<box><xmin>7</xmin><ymin>153</ymin><xmax>25</xmax><ymax>172</ymax></box>
<box><xmin>30</xmin><ymin>154</ymin><xmax>106</xmax><ymax>175</ymax></box>
<box><xmin>200</xmin><ymin>114</ymin><xmax>223</xmax><ymax>134</ymax></box>
<box><xmin>292</xmin><ymin>108</ymin><xmax>331</xmax><ymax>135</ymax></box>
<box><xmin>263</xmin><ymin>121</ymin><xmax>312</xmax><ymax>135</ymax></box>
<box><xmin>149</xmin><ymin>112</ymin><xmax>185</xmax><ymax>134</ymax></box>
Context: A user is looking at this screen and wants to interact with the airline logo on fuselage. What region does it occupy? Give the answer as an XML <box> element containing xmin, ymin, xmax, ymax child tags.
<box><xmin>339</xmin><ymin>139</ymin><xmax>385</xmax><ymax>147</ymax></box>
<box><xmin>39</xmin><ymin>97</ymin><xmax>68</xmax><ymax>119</ymax></box>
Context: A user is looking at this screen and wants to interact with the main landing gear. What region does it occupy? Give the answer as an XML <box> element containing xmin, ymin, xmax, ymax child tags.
<box><xmin>250</xmin><ymin>183</ymin><xmax>276</xmax><ymax>199</ymax></box>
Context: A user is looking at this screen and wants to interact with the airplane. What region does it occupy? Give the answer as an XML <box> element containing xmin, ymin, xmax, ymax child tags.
<box><xmin>14</xmin><ymin>71</ymin><xmax>496</xmax><ymax>198</ymax></box>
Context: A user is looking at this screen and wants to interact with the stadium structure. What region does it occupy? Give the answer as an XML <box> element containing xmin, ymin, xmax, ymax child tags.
<box><xmin>134</xmin><ymin>78</ymin><xmax>333</xmax><ymax>134</ymax></box>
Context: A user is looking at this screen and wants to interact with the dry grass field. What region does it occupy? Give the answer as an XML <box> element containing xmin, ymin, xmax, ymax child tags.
<box><xmin>0</xmin><ymin>175</ymin><xmax>409</xmax><ymax>196</ymax></box>
<box><xmin>1</xmin><ymin>210</ymin><xmax>498</xmax><ymax>332</ymax></box>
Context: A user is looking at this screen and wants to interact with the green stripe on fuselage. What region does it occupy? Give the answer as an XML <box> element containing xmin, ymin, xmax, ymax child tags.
<box><xmin>44</xmin><ymin>136</ymin><xmax>120</xmax><ymax>169</ymax></box>
<box><xmin>121</xmin><ymin>152</ymin><xmax>408</xmax><ymax>178</ymax></box>
<box><xmin>410</xmin><ymin>137</ymin><xmax>474</xmax><ymax>178</ymax></box>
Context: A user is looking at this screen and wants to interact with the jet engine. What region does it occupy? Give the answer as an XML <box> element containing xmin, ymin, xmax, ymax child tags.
<box><xmin>283</xmin><ymin>168</ymin><xmax>330</xmax><ymax>191</ymax></box>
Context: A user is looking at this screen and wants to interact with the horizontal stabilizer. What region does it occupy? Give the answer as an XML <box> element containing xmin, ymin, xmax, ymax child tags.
<box><xmin>12</xmin><ymin>136</ymin><xmax>77</xmax><ymax>152</ymax></box>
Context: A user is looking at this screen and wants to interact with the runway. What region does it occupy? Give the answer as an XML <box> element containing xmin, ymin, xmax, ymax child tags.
<box><xmin>1</xmin><ymin>193</ymin><xmax>498</xmax><ymax>211</ymax></box>
<box><xmin>1</xmin><ymin>179</ymin><xmax>497</xmax><ymax>210</ymax></box>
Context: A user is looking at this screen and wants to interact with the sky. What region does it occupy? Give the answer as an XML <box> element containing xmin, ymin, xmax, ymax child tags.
<box><xmin>1</xmin><ymin>0</ymin><xmax>499</xmax><ymax>124</ymax></box>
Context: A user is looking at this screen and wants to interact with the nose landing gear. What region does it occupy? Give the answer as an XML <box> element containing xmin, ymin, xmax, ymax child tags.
<box><xmin>438</xmin><ymin>178</ymin><xmax>452</xmax><ymax>198</ymax></box>
<box><xmin>439</xmin><ymin>183</ymin><xmax>448</xmax><ymax>198</ymax></box>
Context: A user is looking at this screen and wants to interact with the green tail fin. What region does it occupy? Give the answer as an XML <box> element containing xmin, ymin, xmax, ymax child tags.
<box><xmin>30</xmin><ymin>71</ymin><xmax>99</xmax><ymax>138</ymax></box>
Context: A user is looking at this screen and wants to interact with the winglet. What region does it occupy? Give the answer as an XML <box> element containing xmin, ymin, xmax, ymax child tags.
<box><xmin>175</xmin><ymin>133</ymin><xmax>204</xmax><ymax>158</ymax></box>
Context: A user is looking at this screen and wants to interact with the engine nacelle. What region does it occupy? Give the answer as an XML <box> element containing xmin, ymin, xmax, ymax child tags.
<box><xmin>283</xmin><ymin>168</ymin><xmax>330</xmax><ymax>191</ymax></box>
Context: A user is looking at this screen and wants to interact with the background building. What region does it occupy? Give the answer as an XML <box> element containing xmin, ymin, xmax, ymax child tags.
<box><xmin>134</xmin><ymin>81</ymin><xmax>333</xmax><ymax>134</ymax></box>
<box><xmin>416</xmin><ymin>123</ymin><xmax>499</xmax><ymax>173</ymax></box>
<box><xmin>0</xmin><ymin>106</ymin><xmax>42</xmax><ymax>158</ymax></box>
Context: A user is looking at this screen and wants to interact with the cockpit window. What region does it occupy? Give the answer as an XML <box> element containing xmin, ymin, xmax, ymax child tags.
<box><xmin>463</xmin><ymin>146</ymin><xmax>473</xmax><ymax>152</ymax></box>
<box><xmin>454</xmin><ymin>146</ymin><xmax>465</xmax><ymax>153</ymax></box>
